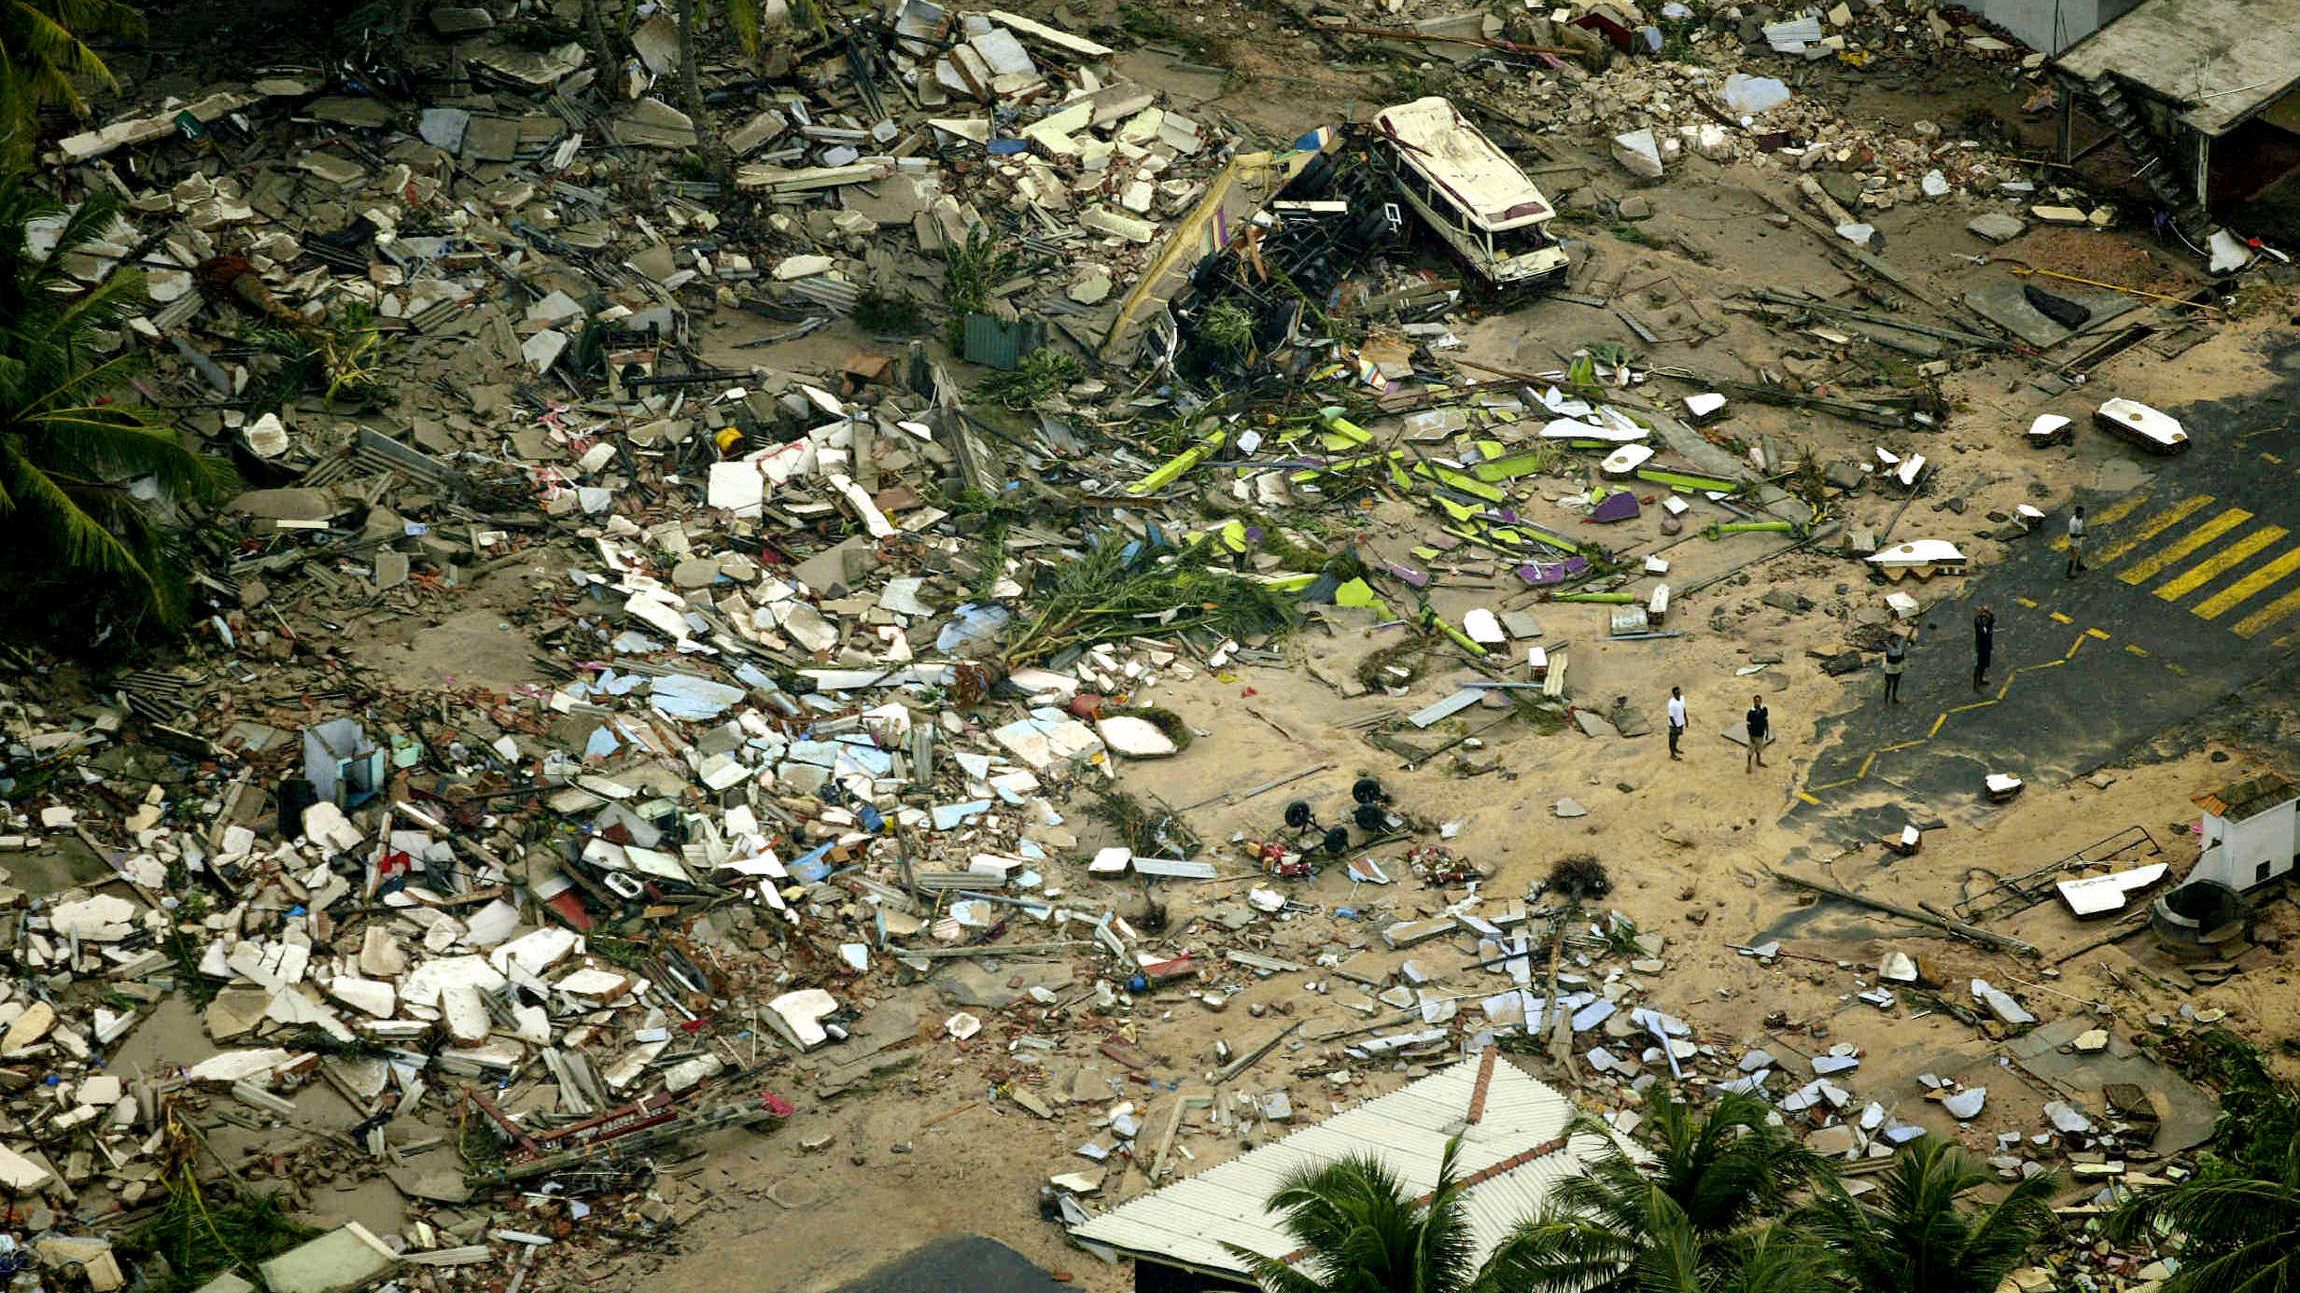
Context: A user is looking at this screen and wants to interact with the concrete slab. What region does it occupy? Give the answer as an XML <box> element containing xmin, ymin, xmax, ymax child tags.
<box><xmin>1962</xmin><ymin>277</ymin><xmax>2138</xmax><ymax>350</ymax></box>
<box><xmin>256</xmin><ymin>1225</ymin><xmax>397</xmax><ymax>1293</ymax></box>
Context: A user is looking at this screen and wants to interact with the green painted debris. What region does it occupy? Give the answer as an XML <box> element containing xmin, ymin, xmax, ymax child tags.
<box><xmin>1127</xmin><ymin>426</ymin><xmax>1226</xmax><ymax>494</ymax></box>
<box><xmin>1635</xmin><ymin>468</ymin><xmax>1741</xmax><ymax>494</ymax></box>
<box><xmin>1704</xmin><ymin>519</ymin><xmax>1801</xmax><ymax>539</ymax></box>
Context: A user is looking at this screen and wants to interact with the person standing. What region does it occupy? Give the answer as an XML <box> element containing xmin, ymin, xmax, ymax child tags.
<box><xmin>2066</xmin><ymin>505</ymin><xmax>2087</xmax><ymax>579</ymax></box>
<box><xmin>1882</xmin><ymin>625</ymin><xmax>1914</xmax><ymax>703</ymax></box>
<box><xmin>1745</xmin><ymin>694</ymin><xmax>1769</xmax><ymax>772</ymax></box>
<box><xmin>1666</xmin><ymin>686</ymin><xmax>1687</xmax><ymax>760</ymax></box>
<box><xmin>1972</xmin><ymin>604</ymin><xmax>1996</xmax><ymax>690</ymax></box>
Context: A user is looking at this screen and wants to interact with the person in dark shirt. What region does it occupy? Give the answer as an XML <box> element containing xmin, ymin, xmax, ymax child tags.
<box><xmin>1745</xmin><ymin>695</ymin><xmax>1769</xmax><ymax>772</ymax></box>
<box><xmin>1973</xmin><ymin>604</ymin><xmax>1996</xmax><ymax>690</ymax></box>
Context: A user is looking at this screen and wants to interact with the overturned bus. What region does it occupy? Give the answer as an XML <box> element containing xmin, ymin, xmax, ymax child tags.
<box><xmin>1370</xmin><ymin>96</ymin><xmax>1568</xmax><ymax>290</ymax></box>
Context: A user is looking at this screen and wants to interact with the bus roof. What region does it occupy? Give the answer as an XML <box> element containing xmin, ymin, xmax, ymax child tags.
<box><xmin>1372</xmin><ymin>96</ymin><xmax>1553</xmax><ymax>232</ymax></box>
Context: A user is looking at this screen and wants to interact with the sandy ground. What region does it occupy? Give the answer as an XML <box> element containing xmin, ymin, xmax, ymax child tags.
<box><xmin>38</xmin><ymin>17</ymin><xmax>2300</xmax><ymax>1293</ymax></box>
<box><xmin>623</xmin><ymin>75</ymin><xmax>2300</xmax><ymax>1293</ymax></box>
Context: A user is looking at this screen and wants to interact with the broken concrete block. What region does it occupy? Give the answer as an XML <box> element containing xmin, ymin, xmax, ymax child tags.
<box><xmin>1612</xmin><ymin>129</ymin><xmax>1664</xmax><ymax>179</ymax></box>
<box><xmin>1068</xmin><ymin>265</ymin><xmax>1113</xmax><ymax>304</ymax></box>
<box><xmin>418</xmin><ymin>107</ymin><xmax>470</xmax><ymax>152</ymax></box>
<box><xmin>1079</xmin><ymin>206</ymin><xmax>1155</xmax><ymax>243</ymax></box>
<box><xmin>49</xmin><ymin>894</ymin><xmax>139</xmax><ymax>941</ymax></box>
<box><xmin>768</xmin><ymin>988</ymin><xmax>839</xmax><ymax>1049</ymax></box>
<box><xmin>2</xmin><ymin>1001</ymin><xmax>56</xmax><ymax>1054</ymax></box>
<box><xmin>611</xmin><ymin>97</ymin><xmax>698</xmax><ymax>149</ymax></box>
<box><xmin>0</xmin><ymin>1143</ymin><xmax>53</xmax><ymax>1192</ymax></box>
<box><xmin>2044</xmin><ymin>1100</ymin><xmax>2093</xmax><ymax>1134</ymax></box>
<box><xmin>437</xmin><ymin>984</ymin><xmax>490</xmax><ymax>1044</ymax></box>
<box><xmin>326</xmin><ymin>975</ymin><xmax>397</xmax><ymax>1018</ymax></box>
<box><xmin>1806</xmin><ymin>1124</ymin><xmax>1858</xmax><ymax>1157</ymax></box>
<box><xmin>1967</xmin><ymin>212</ymin><xmax>2027</xmax><ymax>243</ymax></box>
<box><xmin>1096</xmin><ymin>715</ymin><xmax>1177</xmax><ymax>759</ymax></box>
<box><xmin>429</xmin><ymin>5</ymin><xmax>494</xmax><ymax>34</ymax></box>
<box><xmin>521</xmin><ymin>328</ymin><xmax>568</xmax><ymax>374</ymax></box>
<box><xmin>1970</xmin><ymin>978</ymin><xmax>2036</xmax><ymax>1026</ymax></box>
<box><xmin>256</xmin><ymin>1224</ymin><xmax>399</xmax><ymax>1293</ymax></box>
<box><xmin>774</xmin><ymin>253</ymin><xmax>835</xmax><ymax>280</ymax></box>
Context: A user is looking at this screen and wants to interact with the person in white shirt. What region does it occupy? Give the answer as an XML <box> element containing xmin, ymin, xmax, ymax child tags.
<box><xmin>1666</xmin><ymin>686</ymin><xmax>1687</xmax><ymax>760</ymax></box>
<box><xmin>2066</xmin><ymin>505</ymin><xmax>2087</xmax><ymax>579</ymax></box>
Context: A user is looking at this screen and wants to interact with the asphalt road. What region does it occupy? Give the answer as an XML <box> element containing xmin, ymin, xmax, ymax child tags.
<box><xmin>830</xmin><ymin>1235</ymin><xmax>1075</xmax><ymax>1293</ymax></box>
<box><xmin>1793</xmin><ymin>360</ymin><xmax>2300</xmax><ymax>831</ymax></box>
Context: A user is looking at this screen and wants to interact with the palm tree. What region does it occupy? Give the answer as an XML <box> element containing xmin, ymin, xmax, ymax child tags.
<box><xmin>0</xmin><ymin>0</ymin><xmax>144</xmax><ymax>172</ymax></box>
<box><xmin>1222</xmin><ymin>1137</ymin><xmax>1479</xmax><ymax>1293</ymax></box>
<box><xmin>1484</xmin><ymin>1180</ymin><xmax>1840</xmax><ymax>1293</ymax></box>
<box><xmin>1805</xmin><ymin>1136</ymin><xmax>2056</xmax><ymax>1293</ymax></box>
<box><xmin>0</xmin><ymin>181</ymin><xmax>236</xmax><ymax>629</ymax></box>
<box><xmin>1479</xmin><ymin>1087</ymin><xmax>1833</xmax><ymax>1293</ymax></box>
<box><xmin>2107</xmin><ymin>1141</ymin><xmax>2300</xmax><ymax>1293</ymax></box>
<box><xmin>2106</xmin><ymin>1036</ymin><xmax>2300</xmax><ymax>1293</ymax></box>
<box><xmin>1613</xmin><ymin>1086</ymin><xmax>1832</xmax><ymax>1233</ymax></box>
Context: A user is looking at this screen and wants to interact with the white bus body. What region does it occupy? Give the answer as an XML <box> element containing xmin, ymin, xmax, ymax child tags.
<box><xmin>1372</xmin><ymin>96</ymin><xmax>1568</xmax><ymax>288</ymax></box>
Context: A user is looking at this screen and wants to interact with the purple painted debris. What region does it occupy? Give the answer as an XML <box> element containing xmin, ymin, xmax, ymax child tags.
<box><xmin>1516</xmin><ymin>556</ymin><xmax>1592</xmax><ymax>586</ymax></box>
<box><xmin>1382</xmin><ymin>561</ymin><xmax>1432</xmax><ymax>589</ymax></box>
<box><xmin>1589</xmin><ymin>491</ymin><xmax>1641</xmax><ymax>523</ymax></box>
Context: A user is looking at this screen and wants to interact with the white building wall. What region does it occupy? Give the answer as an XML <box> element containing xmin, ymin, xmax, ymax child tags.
<box><xmin>2193</xmin><ymin>799</ymin><xmax>2298</xmax><ymax>890</ymax></box>
<box><xmin>1985</xmin><ymin>0</ymin><xmax>2146</xmax><ymax>55</ymax></box>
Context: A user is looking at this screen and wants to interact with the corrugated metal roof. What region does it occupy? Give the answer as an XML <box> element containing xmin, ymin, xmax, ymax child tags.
<box><xmin>1071</xmin><ymin>1053</ymin><xmax>1611</xmax><ymax>1278</ymax></box>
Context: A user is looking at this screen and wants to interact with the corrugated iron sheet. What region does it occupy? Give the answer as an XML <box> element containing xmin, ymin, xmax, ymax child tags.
<box><xmin>961</xmin><ymin>312</ymin><xmax>1044</xmax><ymax>370</ymax></box>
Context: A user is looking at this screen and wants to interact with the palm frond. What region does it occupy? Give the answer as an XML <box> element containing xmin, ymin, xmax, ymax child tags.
<box><xmin>0</xmin><ymin>436</ymin><xmax>164</xmax><ymax>603</ymax></box>
<box><xmin>2114</xmin><ymin>1140</ymin><xmax>2300</xmax><ymax>1293</ymax></box>
<box><xmin>1800</xmin><ymin>1138</ymin><xmax>2052</xmax><ymax>1293</ymax></box>
<box><xmin>1220</xmin><ymin>1241</ymin><xmax>1334</xmax><ymax>1293</ymax></box>
<box><xmin>17</xmin><ymin>408</ymin><xmax>238</xmax><ymax>503</ymax></box>
<box><xmin>1711</xmin><ymin>1223</ymin><xmax>1835</xmax><ymax>1293</ymax></box>
<box><xmin>1476</xmin><ymin>1212</ymin><xmax>1641</xmax><ymax>1293</ymax></box>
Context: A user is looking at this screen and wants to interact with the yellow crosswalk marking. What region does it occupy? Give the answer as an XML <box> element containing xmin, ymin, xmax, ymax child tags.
<box><xmin>2071</xmin><ymin>493</ymin><xmax>2213</xmax><ymax>562</ymax></box>
<box><xmin>2154</xmin><ymin>526</ymin><xmax>2288</xmax><ymax>602</ymax></box>
<box><xmin>2119</xmin><ymin>508</ymin><xmax>2253</xmax><ymax>585</ymax></box>
<box><xmin>2046</xmin><ymin>490</ymin><xmax>2154</xmax><ymax>552</ymax></box>
<box><xmin>2093</xmin><ymin>491</ymin><xmax>2154</xmax><ymax>525</ymax></box>
<box><xmin>2194</xmin><ymin>546</ymin><xmax>2300</xmax><ymax>620</ymax></box>
<box><xmin>2233</xmin><ymin>585</ymin><xmax>2300</xmax><ymax>639</ymax></box>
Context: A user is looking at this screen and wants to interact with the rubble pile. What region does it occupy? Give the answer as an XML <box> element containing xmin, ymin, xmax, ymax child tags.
<box><xmin>3</xmin><ymin>0</ymin><xmax>2295</xmax><ymax>1284</ymax></box>
<box><xmin>748</xmin><ymin>3</ymin><xmax>1266</xmax><ymax>330</ymax></box>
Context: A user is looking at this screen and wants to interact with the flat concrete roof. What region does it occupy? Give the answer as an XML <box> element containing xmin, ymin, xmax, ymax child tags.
<box><xmin>2055</xmin><ymin>0</ymin><xmax>2300</xmax><ymax>135</ymax></box>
